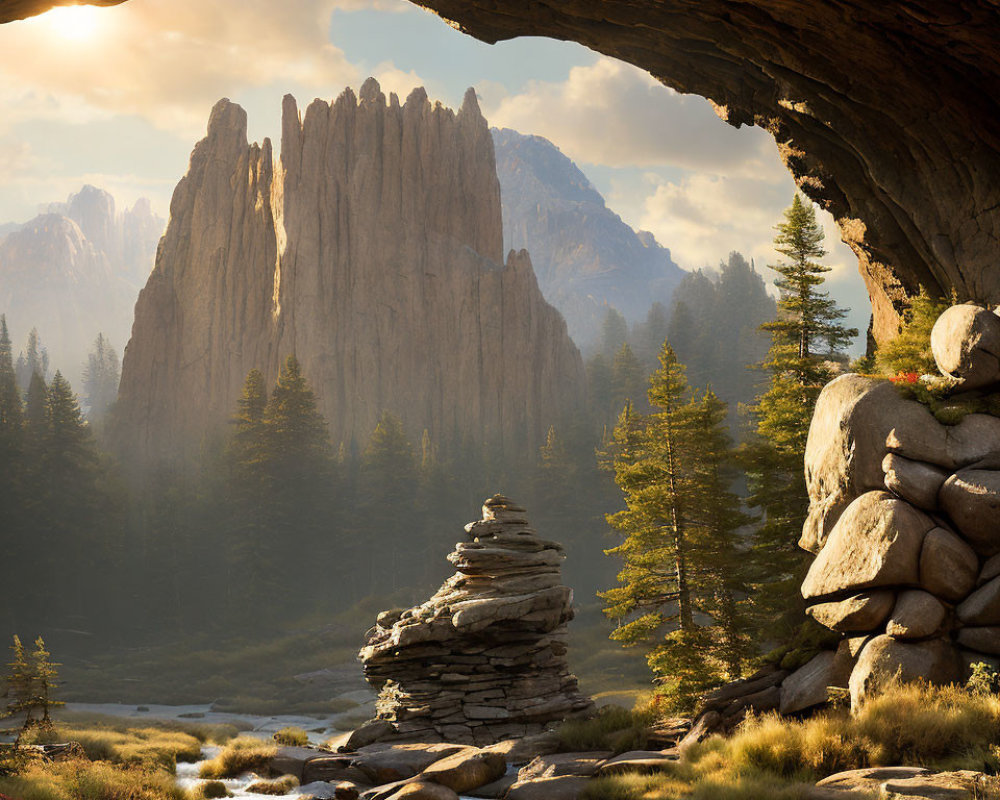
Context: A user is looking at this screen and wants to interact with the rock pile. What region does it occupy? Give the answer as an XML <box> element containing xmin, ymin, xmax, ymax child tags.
<box><xmin>359</xmin><ymin>495</ymin><xmax>594</xmax><ymax>744</ymax></box>
<box><xmin>800</xmin><ymin>303</ymin><xmax>1000</xmax><ymax>707</ymax></box>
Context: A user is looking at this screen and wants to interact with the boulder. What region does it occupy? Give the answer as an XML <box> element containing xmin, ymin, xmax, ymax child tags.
<box><xmin>593</xmin><ymin>751</ymin><xmax>679</xmax><ymax>776</ymax></box>
<box><xmin>778</xmin><ymin>645</ymin><xmax>854</xmax><ymax>715</ymax></box>
<box><xmin>957</xmin><ymin>627</ymin><xmax>1000</xmax><ymax>655</ymax></box>
<box><xmin>943</xmin><ymin>414</ymin><xmax>1000</xmax><ymax>467</ymax></box>
<box><xmin>801</xmin><ymin>491</ymin><xmax>934</xmax><ymax>599</ymax></box>
<box><xmin>801</xmin><ymin>376</ymin><xmax>942</xmax><ymax>552</ymax></box>
<box><xmin>517</xmin><ymin>752</ymin><xmax>611</xmax><ymax>780</ymax></box>
<box><xmin>885</xmin><ymin>590</ymin><xmax>947</xmax><ymax>639</ymax></box>
<box><xmin>919</xmin><ymin>527</ymin><xmax>979</xmax><ymax>602</ymax></box>
<box><xmin>505</xmin><ymin>775</ymin><xmax>591</xmax><ymax>800</ymax></box>
<box><xmin>957</xmin><ymin>576</ymin><xmax>1000</xmax><ymax>625</ymax></box>
<box><xmin>299</xmin><ymin>782</ymin><xmax>357</xmax><ymax>800</ymax></box>
<box><xmin>819</xmin><ymin>765</ymin><xmax>993</xmax><ymax>799</ymax></box>
<box><xmin>849</xmin><ymin>635</ymin><xmax>961</xmax><ymax>707</ymax></box>
<box><xmin>807</xmin><ymin>591</ymin><xmax>895</xmax><ymax>632</ymax></box>
<box><xmin>419</xmin><ymin>748</ymin><xmax>506</xmax><ymax>793</ymax></box>
<box><xmin>930</xmin><ymin>303</ymin><xmax>1000</xmax><ymax>389</ymax></box>
<box><xmin>333</xmin><ymin>720</ymin><xmax>396</xmax><ymax>752</ymax></box>
<box><xmin>483</xmin><ymin>732</ymin><xmax>561</xmax><ymax>765</ymax></box>
<box><xmin>271</xmin><ymin>746</ymin><xmax>325</xmax><ymax>779</ymax></box>
<box><xmin>939</xmin><ymin>470</ymin><xmax>1000</xmax><ymax>555</ymax></box>
<box><xmin>382</xmin><ymin>782</ymin><xmax>460</xmax><ymax>800</ymax></box>
<box><xmin>465</xmin><ymin>773</ymin><xmax>517</xmax><ymax>798</ymax></box>
<box><xmin>980</xmin><ymin>553</ymin><xmax>1000</xmax><ymax>585</ymax></box>
<box><xmin>882</xmin><ymin>453</ymin><xmax>949</xmax><ymax>510</ymax></box>
<box><xmin>353</xmin><ymin>744</ymin><xmax>467</xmax><ymax>785</ymax></box>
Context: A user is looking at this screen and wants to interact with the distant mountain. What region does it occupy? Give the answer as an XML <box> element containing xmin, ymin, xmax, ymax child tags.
<box><xmin>0</xmin><ymin>186</ymin><xmax>164</xmax><ymax>383</ymax></box>
<box><xmin>492</xmin><ymin>128</ymin><xmax>685</xmax><ymax>349</ymax></box>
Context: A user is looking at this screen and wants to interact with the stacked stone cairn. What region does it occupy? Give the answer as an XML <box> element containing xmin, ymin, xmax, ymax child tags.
<box><xmin>684</xmin><ymin>304</ymin><xmax>1000</xmax><ymax>735</ymax></box>
<box><xmin>359</xmin><ymin>495</ymin><xmax>594</xmax><ymax>745</ymax></box>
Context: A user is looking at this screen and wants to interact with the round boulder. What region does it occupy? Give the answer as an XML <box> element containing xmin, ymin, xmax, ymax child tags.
<box><xmin>849</xmin><ymin>635</ymin><xmax>962</xmax><ymax>708</ymax></box>
<box><xmin>885</xmin><ymin>590</ymin><xmax>947</xmax><ymax>640</ymax></box>
<box><xmin>957</xmin><ymin>576</ymin><xmax>1000</xmax><ymax>625</ymax></box>
<box><xmin>801</xmin><ymin>376</ymin><xmax>944</xmax><ymax>553</ymax></box>
<box><xmin>939</xmin><ymin>470</ymin><xmax>1000</xmax><ymax>555</ymax></box>
<box><xmin>930</xmin><ymin>303</ymin><xmax>1000</xmax><ymax>389</ymax></box>
<box><xmin>882</xmin><ymin>453</ymin><xmax>949</xmax><ymax>511</ymax></box>
<box><xmin>918</xmin><ymin>527</ymin><xmax>979</xmax><ymax>602</ymax></box>
<box><xmin>807</xmin><ymin>591</ymin><xmax>895</xmax><ymax>632</ymax></box>
<box><xmin>801</xmin><ymin>491</ymin><xmax>935</xmax><ymax>600</ymax></box>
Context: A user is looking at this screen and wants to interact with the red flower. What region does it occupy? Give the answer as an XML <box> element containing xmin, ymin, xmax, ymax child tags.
<box><xmin>890</xmin><ymin>372</ymin><xmax>920</xmax><ymax>384</ymax></box>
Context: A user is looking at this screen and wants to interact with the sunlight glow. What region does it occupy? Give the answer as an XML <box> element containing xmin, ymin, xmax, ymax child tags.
<box><xmin>39</xmin><ymin>5</ymin><xmax>103</xmax><ymax>41</ymax></box>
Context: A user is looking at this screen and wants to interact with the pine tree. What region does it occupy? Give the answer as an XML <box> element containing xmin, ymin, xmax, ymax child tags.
<box><xmin>82</xmin><ymin>333</ymin><xmax>120</xmax><ymax>420</ymax></box>
<box><xmin>611</xmin><ymin>343</ymin><xmax>647</xmax><ymax>413</ymax></box>
<box><xmin>876</xmin><ymin>287</ymin><xmax>950</xmax><ymax>377</ymax></box>
<box><xmin>0</xmin><ymin>317</ymin><xmax>24</xmax><ymax>606</ymax></box>
<box><xmin>600</xmin><ymin>307</ymin><xmax>629</xmax><ymax>358</ymax></box>
<box><xmin>359</xmin><ymin>412</ymin><xmax>418</xmax><ymax>594</ymax></box>
<box><xmin>4</xmin><ymin>636</ymin><xmax>34</xmax><ymax>741</ymax></box>
<box><xmin>744</xmin><ymin>195</ymin><xmax>858</xmax><ymax>638</ymax></box>
<box><xmin>29</xmin><ymin>637</ymin><xmax>61</xmax><ymax>727</ymax></box>
<box><xmin>14</xmin><ymin>328</ymin><xmax>49</xmax><ymax>391</ymax></box>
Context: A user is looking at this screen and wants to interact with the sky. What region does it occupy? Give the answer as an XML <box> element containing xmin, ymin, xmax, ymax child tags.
<box><xmin>0</xmin><ymin>0</ymin><xmax>871</xmax><ymax>349</ymax></box>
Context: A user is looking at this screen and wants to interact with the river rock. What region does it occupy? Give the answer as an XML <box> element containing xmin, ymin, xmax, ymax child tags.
<box><xmin>806</xmin><ymin>591</ymin><xmax>895</xmax><ymax>632</ymax></box>
<box><xmin>882</xmin><ymin>453</ymin><xmax>949</xmax><ymax>510</ymax></box>
<box><xmin>801</xmin><ymin>491</ymin><xmax>933</xmax><ymax>600</ymax></box>
<box><xmin>505</xmin><ymin>776</ymin><xmax>591</xmax><ymax>800</ymax></box>
<box><xmin>419</xmin><ymin>748</ymin><xmax>506</xmax><ymax>793</ymax></box>
<box><xmin>981</xmin><ymin>554</ymin><xmax>1000</xmax><ymax>585</ymax></box>
<box><xmin>801</xmin><ymin>376</ymin><xmax>942</xmax><ymax>552</ymax></box>
<box><xmin>885</xmin><ymin>590</ymin><xmax>947</xmax><ymax>640</ymax></box>
<box><xmin>919</xmin><ymin>527</ymin><xmax>979</xmax><ymax>602</ymax></box>
<box><xmin>849</xmin><ymin>635</ymin><xmax>961</xmax><ymax>707</ymax></box>
<box><xmin>381</xmin><ymin>782</ymin><xmax>460</xmax><ymax>800</ymax></box>
<box><xmin>353</xmin><ymin>744</ymin><xmax>467</xmax><ymax>785</ymax></box>
<box><xmin>931</xmin><ymin>303</ymin><xmax>1000</xmax><ymax>389</ymax></box>
<box><xmin>593</xmin><ymin>751</ymin><xmax>679</xmax><ymax>776</ymax></box>
<box><xmin>359</xmin><ymin>496</ymin><xmax>593</xmax><ymax>744</ymax></box>
<box><xmin>818</xmin><ymin>766</ymin><xmax>992</xmax><ymax>800</ymax></box>
<box><xmin>518</xmin><ymin>753</ymin><xmax>611</xmax><ymax>780</ymax></box>
<box><xmin>939</xmin><ymin>470</ymin><xmax>1000</xmax><ymax>555</ymax></box>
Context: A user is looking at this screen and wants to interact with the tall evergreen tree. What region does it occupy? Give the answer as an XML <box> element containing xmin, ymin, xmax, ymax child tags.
<box><xmin>28</xmin><ymin>637</ymin><xmax>61</xmax><ymax>727</ymax></box>
<box><xmin>600</xmin><ymin>307</ymin><xmax>629</xmax><ymax>358</ymax></box>
<box><xmin>0</xmin><ymin>317</ymin><xmax>24</xmax><ymax>617</ymax></box>
<box><xmin>602</xmin><ymin>344</ymin><xmax>757</xmax><ymax>707</ymax></box>
<box><xmin>611</xmin><ymin>343</ymin><xmax>647</xmax><ymax>414</ymax></box>
<box><xmin>744</xmin><ymin>195</ymin><xmax>858</xmax><ymax>638</ymax></box>
<box><xmin>14</xmin><ymin>328</ymin><xmax>49</xmax><ymax>391</ymax></box>
<box><xmin>82</xmin><ymin>333</ymin><xmax>120</xmax><ymax>420</ymax></box>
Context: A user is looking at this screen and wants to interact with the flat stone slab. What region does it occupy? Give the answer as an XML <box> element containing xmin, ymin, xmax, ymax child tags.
<box><xmin>518</xmin><ymin>752</ymin><xmax>612</xmax><ymax>780</ymax></box>
<box><xmin>594</xmin><ymin>750</ymin><xmax>679</xmax><ymax>776</ymax></box>
<box><xmin>505</xmin><ymin>775</ymin><xmax>592</xmax><ymax>800</ymax></box>
<box><xmin>817</xmin><ymin>766</ymin><xmax>995</xmax><ymax>799</ymax></box>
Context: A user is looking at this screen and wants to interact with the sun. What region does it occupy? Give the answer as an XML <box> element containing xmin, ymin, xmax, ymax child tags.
<box><xmin>39</xmin><ymin>5</ymin><xmax>104</xmax><ymax>41</ymax></box>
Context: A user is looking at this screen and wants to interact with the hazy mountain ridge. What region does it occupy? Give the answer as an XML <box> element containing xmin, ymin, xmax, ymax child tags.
<box><xmin>492</xmin><ymin>127</ymin><xmax>685</xmax><ymax>349</ymax></box>
<box><xmin>0</xmin><ymin>185</ymin><xmax>163</xmax><ymax>383</ymax></box>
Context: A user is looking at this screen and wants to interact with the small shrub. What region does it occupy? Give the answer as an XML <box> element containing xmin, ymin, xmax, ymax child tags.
<box><xmin>245</xmin><ymin>775</ymin><xmax>298</xmax><ymax>795</ymax></box>
<box><xmin>198</xmin><ymin>737</ymin><xmax>276</xmax><ymax>779</ymax></box>
<box><xmin>968</xmin><ymin>662</ymin><xmax>1000</xmax><ymax>695</ymax></box>
<box><xmin>556</xmin><ymin>703</ymin><xmax>657</xmax><ymax>753</ymax></box>
<box><xmin>194</xmin><ymin>780</ymin><xmax>231</xmax><ymax>799</ymax></box>
<box><xmin>271</xmin><ymin>727</ymin><xmax>308</xmax><ymax>747</ymax></box>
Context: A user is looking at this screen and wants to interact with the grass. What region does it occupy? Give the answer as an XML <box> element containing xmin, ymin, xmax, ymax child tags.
<box><xmin>22</xmin><ymin>723</ymin><xmax>204</xmax><ymax>771</ymax></box>
<box><xmin>0</xmin><ymin>759</ymin><xmax>189</xmax><ymax>800</ymax></box>
<box><xmin>198</xmin><ymin>736</ymin><xmax>277</xmax><ymax>779</ymax></box>
<box><xmin>245</xmin><ymin>775</ymin><xmax>298</xmax><ymax>795</ymax></box>
<box><xmin>583</xmin><ymin>682</ymin><xmax>1000</xmax><ymax>800</ymax></box>
<box><xmin>271</xmin><ymin>727</ymin><xmax>308</xmax><ymax>747</ymax></box>
<box><xmin>555</xmin><ymin>702</ymin><xmax>659</xmax><ymax>753</ymax></box>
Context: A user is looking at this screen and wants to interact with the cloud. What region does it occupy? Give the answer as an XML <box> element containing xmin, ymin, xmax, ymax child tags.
<box><xmin>484</xmin><ymin>57</ymin><xmax>782</xmax><ymax>176</ymax></box>
<box><xmin>0</xmin><ymin>0</ymin><xmax>368</xmax><ymax>138</ymax></box>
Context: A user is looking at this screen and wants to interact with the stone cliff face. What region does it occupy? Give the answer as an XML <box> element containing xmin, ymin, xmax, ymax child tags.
<box><xmin>492</xmin><ymin>128</ymin><xmax>683</xmax><ymax>349</ymax></box>
<box><xmin>115</xmin><ymin>80</ymin><xmax>585</xmax><ymax>462</ymax></box>
<box><xmin>0</xmin><ymin>185</ymin><xmax>162</xmax><ymax>382</ymax></box>
<box><xmin>403</xmin><ymin>1</ymin><xmax>1000</xmax><ymax>345</ymax></box>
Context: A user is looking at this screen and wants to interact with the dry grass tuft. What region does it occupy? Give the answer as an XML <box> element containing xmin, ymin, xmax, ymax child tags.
<box><xmin>0</xmin><ymin>759</ymin><xmax>188</xmax><ymax>800</ymax></box>
<box><xmin>198</xmin><ymin>737</ymin><xmax>277</xmax><ymax>779</ymax></box>
<box><xmin>245</xmin><ymin>774</ymin><xmax>298</xmax><ymax>795</ymax></box>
